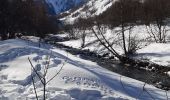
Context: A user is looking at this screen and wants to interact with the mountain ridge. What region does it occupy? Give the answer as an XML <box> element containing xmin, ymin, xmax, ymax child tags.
<box><xmin>45</xmin><ymin>0</ymin><xmax>88</xmax><ymax>14</ymax></box>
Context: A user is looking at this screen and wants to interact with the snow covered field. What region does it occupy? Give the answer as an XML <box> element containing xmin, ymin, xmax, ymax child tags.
<box><xmin>136</xmin><ymin>43</ymin><xmax>170</xmax><ymax>66</ymax></box>
<box><xmin>0</xmin><ymin>39</ymin><xmax>169</xmax><ymax>100</ymax></box>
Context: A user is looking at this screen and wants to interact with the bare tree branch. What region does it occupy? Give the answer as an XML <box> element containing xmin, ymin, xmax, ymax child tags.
<box><xmin>28</xmin><ymin>57</ymin><xmax>44</xmax><ymax>84</ymax></box>
<box><xmin>46</xmin><ymin>61</ymin><xmax>65</xmax><ymax>84</ymax></box>
<box><xmin>31</xmin><ymin>68</ymin><xmax>39</xmax><ymax>100</ymax></box>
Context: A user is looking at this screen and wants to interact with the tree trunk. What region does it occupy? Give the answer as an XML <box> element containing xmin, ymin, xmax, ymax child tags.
<box><xmin>81</xmin><ymin>33</ymin><xmax>86</xmax><ymax>48</ymax></box>
<box><xmin>122</xmin><ymin>24</ymin><xmax>127</xmax><ymax>55</ymax></box>
<box><xmin>43</xmin><ymin>78</ymin><xmax>46</xmax><ymax>100</ymax></box>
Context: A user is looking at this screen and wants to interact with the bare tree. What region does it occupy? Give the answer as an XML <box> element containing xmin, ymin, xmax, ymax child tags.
<box><xmin>91</xmin><ymin>24</ymin><xmax>121</xmax><ymax>59</ymax></box>
<box><xmin>64</xmin><ymin>24</ymin><xmax>80</xmax><ymax>39</ymax></box>
<box><xmin>146</xmin><ymin>25</ymin><xmax>168</xmax><ymax>43</ymax></box>
<box><xmin>28</xmin><ymin>51</ymin><xmax>66</xmax><ymax>100</ymax></box>
<box><xmin>144</xmin><ymin>0</ymin><xmax>170</xmax><ymax>43</ymax></box>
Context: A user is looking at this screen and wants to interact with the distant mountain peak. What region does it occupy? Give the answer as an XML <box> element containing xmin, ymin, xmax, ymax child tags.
<box><xmin>45</xmin><ymin>0</ymin><xmax>87</xmax><ymax>14</ymax></box>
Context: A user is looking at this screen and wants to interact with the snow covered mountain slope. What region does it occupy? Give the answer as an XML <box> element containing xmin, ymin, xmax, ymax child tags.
<box><xmin>60</xmin><ymin>0</ymin><xmax>116</xmax><ymax>23</ymax></box>
<box><xmin>45</xmin><ymin>0</ymin><xmax>87</xmax><ymax>14</ymax></box>
<box><xmin>0</xmin><ymin>38</ymin><xmax>169</xmax><ymax>100</ymax></box>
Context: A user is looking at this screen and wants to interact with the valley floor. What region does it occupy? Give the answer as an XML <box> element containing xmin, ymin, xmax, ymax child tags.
<box><xmin>0</xmin><ymin>39</ymin><xmax>169</xmax><ymax>100</ymax></box>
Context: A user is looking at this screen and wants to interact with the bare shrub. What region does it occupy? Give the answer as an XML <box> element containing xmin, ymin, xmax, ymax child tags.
<box><xmin>28</xmin><ymin>51</ymin><xmax>66</xmax><ymax>100</ymax></box>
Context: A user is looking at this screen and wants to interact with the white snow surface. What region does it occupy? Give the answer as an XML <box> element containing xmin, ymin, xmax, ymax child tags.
<box><xmin>136</xmin><ymin>43</ymin><xmax>170</xmax><ymax>66</ymax></box>
<box><xmin>0</xmin><ymin>39</ymin><xmax>169</xmax><ymax>100</ymax></box>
